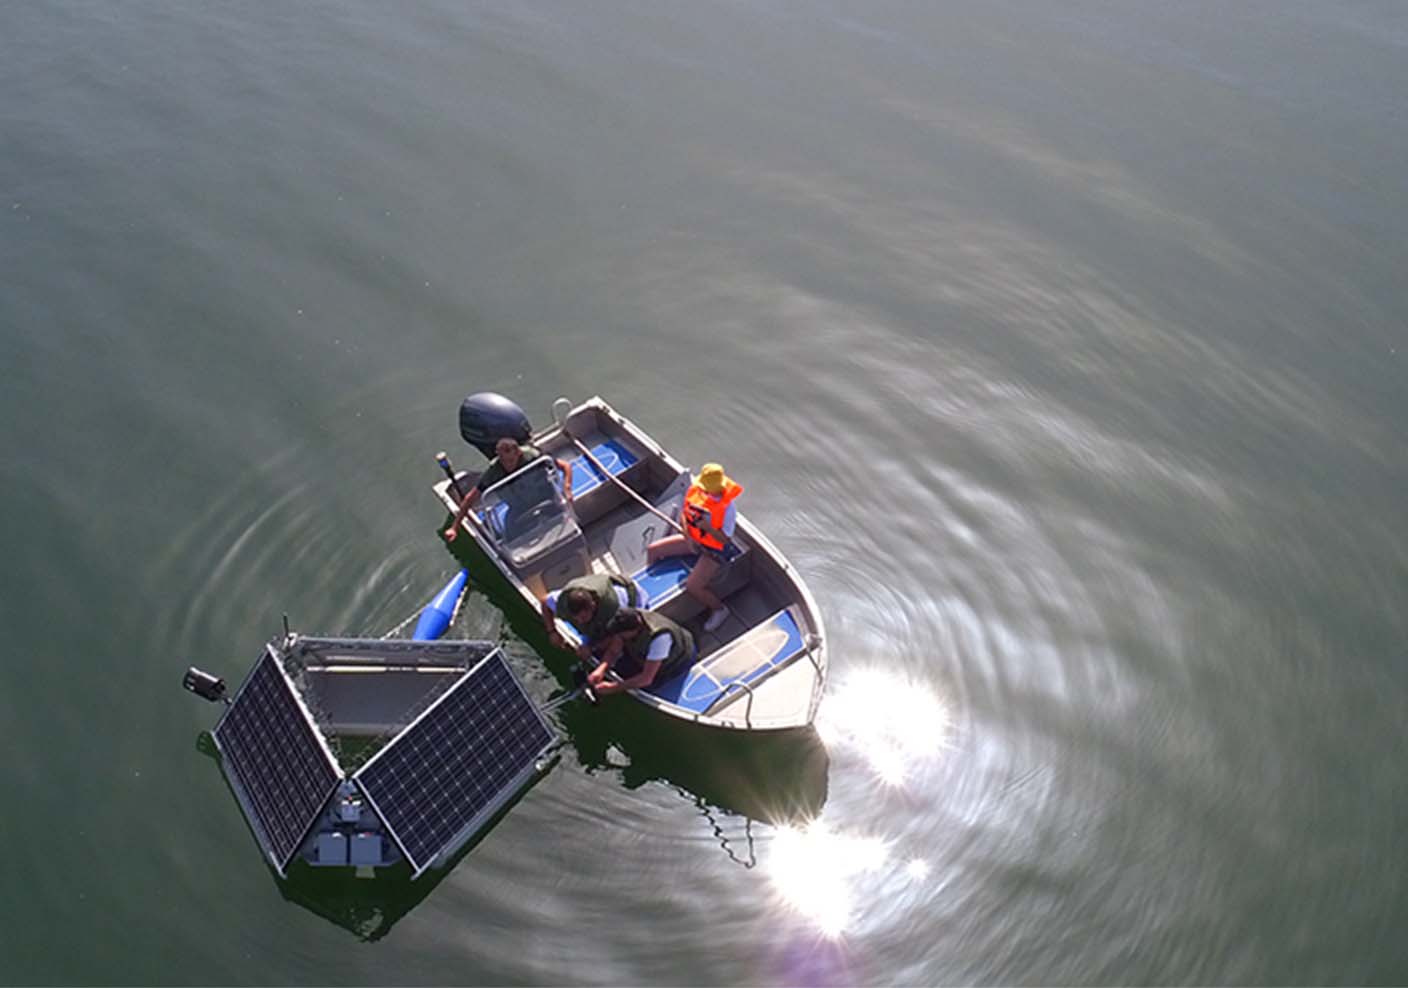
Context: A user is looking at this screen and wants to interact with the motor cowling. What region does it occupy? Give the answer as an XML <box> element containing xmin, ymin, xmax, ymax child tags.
<box><xmin>458</xmin><ymin>392</ymin><xmax>532</xmax><ymax>459</ymax></box>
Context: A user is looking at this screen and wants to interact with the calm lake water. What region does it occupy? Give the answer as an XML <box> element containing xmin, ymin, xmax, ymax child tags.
<box><xmin>3</xmin><ymin>1</ymin><xmax>1407</xmax><ymax>984</ymax></box>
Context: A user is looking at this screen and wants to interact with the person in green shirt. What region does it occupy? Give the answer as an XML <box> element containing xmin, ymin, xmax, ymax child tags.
<box><xmin>588</xmin><ymin>607</ymin><xmax>695</xmax><ymax>695</ymax></box>
<box><xmin>444</xmin><ymin>436</ymin><xmax>574</xmax><ymax>542</ymax></box>
<box><xmin>539</xmin><ymin>573</ymin><xmax>641</xmax><ymax>661</ymax></box>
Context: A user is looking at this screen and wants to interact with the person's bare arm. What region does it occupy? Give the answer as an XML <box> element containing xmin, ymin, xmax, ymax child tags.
<box><xmin>443</xmin><ymin>487</ymin><xmax>482</xmax><ymax>541</ymax></box>
<box><xmin>539</xmin><ymin>598</ymin><xmax>565</xmax><ymax>647</ymax></box>
<box><xmin>596</xmin><ymin>659</ymin><xmax>660</xmax><ymax>695</ymax></box>
<box><xmin>588</xmin><ymin>637</ymin><xmax>623</xmax><ymax>686</ymax></box>
<box><xmin>556</xmin><ymin>458</ymin><xmax>574</xmax><ymax>502</ymax></box>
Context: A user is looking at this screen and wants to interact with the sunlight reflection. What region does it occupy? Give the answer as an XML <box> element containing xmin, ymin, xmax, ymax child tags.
<box><xmin>814</xmin><ymin>668</ymin><xmax>952</xmax><ymax>785</ymax></box>
<box><xmin>767</xmin><ymin>820</ymin><xmax>891</xmax><ymax>937</ymax></box>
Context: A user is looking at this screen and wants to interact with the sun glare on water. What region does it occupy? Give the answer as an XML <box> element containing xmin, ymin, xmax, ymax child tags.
<box><xmin>814</xmin><ymin>667</ymin><xmax>952</xmax><ymax>786</ymax></box>
<box><xmin>765</xmin><ymin>821</ymin><xmax>937</xmax><ymax>938</ymax></box>
<box><xmin>765</xmin><ymin>670</ymin><xmax>950</xmax><ymax>936</ymax></box>
<box><xmin>767</xmin><ymin>820</ymin><xmax>892</xmax><ymax>937</ymax></box>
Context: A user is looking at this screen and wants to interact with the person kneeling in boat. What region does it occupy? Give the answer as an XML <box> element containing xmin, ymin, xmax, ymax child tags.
<box><xmin>444</xmin><ymin>436</ymin><xmax>574</xmax><ymax>542</ymax></box>
<box><xmin>646</xmin><ymin>461</ymin><xmax>742</xmax><ymax>633</ymax></box>
<box><xmin>539</xmin><ymin>573</ymin><xmax>642</xmax><ymax>663</ymax></box>
<box><xmin>588</xmin><ymin>607</ymin><xmax>695</xmax><ymax>696</ymax></box>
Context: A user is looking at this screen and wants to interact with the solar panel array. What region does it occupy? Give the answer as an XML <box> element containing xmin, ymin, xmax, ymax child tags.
<box><xmin>354</xmin><ymin>651</ymin><xmax>555</xmax><ymax>875</ymax></box>
<box><xmin>214</xmin><ymin>652</ymin><xmax>341</xmax><ymax>873</ymax></box>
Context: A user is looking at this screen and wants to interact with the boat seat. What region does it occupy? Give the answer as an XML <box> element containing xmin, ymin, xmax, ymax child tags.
<box><xmin>473</xmin><ymin>437</ymin><xmax>637</xmax><ymax>534</ymax></box>
<box><xmin>646</xmin><ymin>606</ymin><xmax>808</xmax><ymax>714</ymax></box>
<box><xmin>472</xmin><ymin>459</ymin><xmax>587</xmax><ymax>572</ymax></box>
<box><xmin>562</xmin><ymin>435</ymin><xmax>640</xmax><ymax>498</ymax></box>
<box><xmin>629</xmin><ymin>544</ymin><xmax>750</xmax><ymax>615</ymax></box>
<box><xmin>478</xmin><ymin>498</ymin><xmax>558</xmax><ymax>541</ymax></box>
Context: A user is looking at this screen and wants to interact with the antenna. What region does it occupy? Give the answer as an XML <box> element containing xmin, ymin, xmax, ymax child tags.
<box><xmin>436</xmin><ymin>451</ymin><xmax>467</xmax><ymax>500</ymax></box>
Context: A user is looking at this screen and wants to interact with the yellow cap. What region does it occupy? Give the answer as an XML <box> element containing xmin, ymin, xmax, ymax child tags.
<box><xmin>696</xmin><ymin>463</ymin><xmax>728</xmax><ymax>494</ymax></box>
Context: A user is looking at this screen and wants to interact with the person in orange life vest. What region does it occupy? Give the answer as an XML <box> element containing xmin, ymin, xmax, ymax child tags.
<box><xmin>645</xmin><ymin>462</ymin><xmax>742</xmax><ymax>633</ymax></box>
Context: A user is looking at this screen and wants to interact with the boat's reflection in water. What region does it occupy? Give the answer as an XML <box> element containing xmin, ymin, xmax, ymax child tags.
<box><xmin>556</xmin><ymin>690</ymin><xmax>832</xmax><ymax>827</ymax></box>
<box><xmin>765</xmin><ymin>668</ymin><xmax>952</xmax><ymax>943</ymax></box>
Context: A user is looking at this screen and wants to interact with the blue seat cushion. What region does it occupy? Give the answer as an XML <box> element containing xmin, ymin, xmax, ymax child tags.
<box><xmin>565</xmin><ymin>437</ymin><xmax>639</xmax><ymax>497</ymax></box>
<box><xmin>629</xmin><ymin>543</ymin><xmax>743</xmax><ymax>611</ymax></box>
<box><xmin>631</xmin><ymin>555</ymin><xmax>696</xmax><ymax>609</ymax></box>
<box><xmin>480</xmin><ymin>499</ymin><xmax>509</xmax><ymax>534</ymax></box>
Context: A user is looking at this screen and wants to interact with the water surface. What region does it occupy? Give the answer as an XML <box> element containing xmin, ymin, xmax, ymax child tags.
<box><xmin>3</xmin><ymin>1</ymin><xmax>1406</xmax><ymax>983</ymax></box>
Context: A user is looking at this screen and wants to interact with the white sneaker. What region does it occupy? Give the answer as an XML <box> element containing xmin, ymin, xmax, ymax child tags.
<box><xmin>704</xmin><ymin>606</ymin><xmax>730</xmax><ymax>632</ymax></box>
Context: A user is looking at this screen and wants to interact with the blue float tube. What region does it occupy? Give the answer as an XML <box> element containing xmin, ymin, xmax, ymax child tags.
<box><xmin>412</xmin><ymin>569</ymin><xmax>470</xmax><ymax>641</ymax></box>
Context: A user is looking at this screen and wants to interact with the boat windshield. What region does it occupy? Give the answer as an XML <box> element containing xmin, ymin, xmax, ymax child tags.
<box><xmin>478</xmin><ymin>457</ymin><xmax>580</xmax><ymax>567</ymax></box>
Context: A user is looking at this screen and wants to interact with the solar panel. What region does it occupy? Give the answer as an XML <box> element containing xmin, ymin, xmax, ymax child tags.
<box><xmin>353</xmin><ymin>649</ymin><xmax>556</xmax><ymax>876</ymax></box>
<box><xmin>213</xmin><ymin>649</ymin><xmax>342</xmax><ymax>875</ymax></box>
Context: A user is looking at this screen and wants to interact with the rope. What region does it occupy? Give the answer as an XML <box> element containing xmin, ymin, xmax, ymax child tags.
<box><xmin>379</xmin><ymin>605</ymin><xmax>425</xmax><ymax>640</ymax></box>
<box><xmin>540</xmin><ymin>687</ymin><xmax>584</xmax><ymax>714</ymax></box>
<box><xmin>378</xmin><ymin>569</ymin><xmax>468</xmax><ymax>639</ymax></box>
<box><xmin>566</xmin><ymin>434</ymin><xmax>684</xmax><ymax>536</ymax></box>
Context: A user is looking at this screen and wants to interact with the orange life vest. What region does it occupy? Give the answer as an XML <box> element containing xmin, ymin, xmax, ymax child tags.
<box><xmin>683</xmin><ymin>481</ymin><xmax>743</xmax><ymax>550</ymax></box>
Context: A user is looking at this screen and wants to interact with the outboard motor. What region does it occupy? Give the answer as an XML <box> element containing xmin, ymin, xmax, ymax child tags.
<box><xmin>458</xmin><ymin>392</ymin><xmax>532</xmax><ymax>459</ymax></box>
